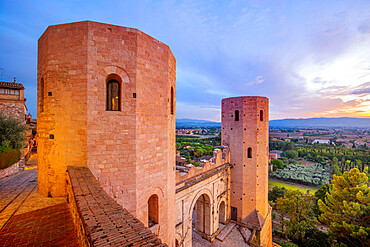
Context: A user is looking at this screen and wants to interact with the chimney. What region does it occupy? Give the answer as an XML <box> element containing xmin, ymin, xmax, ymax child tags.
<box><xmin>14</xmin><ymin>77</ymin><xmax>16</xmax><ymax>83</ymax></box>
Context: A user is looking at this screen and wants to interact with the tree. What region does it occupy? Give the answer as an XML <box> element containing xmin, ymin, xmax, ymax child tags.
<box><xmin>272</xmin><ymin>158</ymin><xmax>284</xmax><ymax>170</ymax></box>
<box><xmin>318</xmin><ymin>168</ymin><xmax>370</xmax><ymax>247</ymax></box>
<box><xmin>285</xmin><ymin>150</ymin><xmax>298</xmax><ymax>159</ymax></box>
<box><xmin>313</xmin><ymin>183</ymin><xmax>331</xmax><ymax>216</ymax></box>
<box><xmin>285</xmin><ymin>142</ymin><xmax>296</xmax><ymax>151</ymax></box>
<box><xmin>269</xmin><ymin>186</ymin><xmax>287</xmax><ymax>203</ymax></box>
<box><xmin>332</xmin><ymin>157</ymin><xmax>338</xmax><ymax>166</ymax></box>
<box><xmin>0</xmin><ymin>112</ymin><xmax>26</xmax><ymax>149</ymax></box>
<box><xmin>355</xmin><ymin>159</ymin><xmax>362</xmax><ymax>171</ymax></box>
<box><xmin>276</xmin><ymin>190</ymin><xmax>318</xmax><ymax>245</ymax></box>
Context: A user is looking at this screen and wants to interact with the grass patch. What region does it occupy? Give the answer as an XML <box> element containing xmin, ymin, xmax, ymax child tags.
<box><xmin>269</xmin><ymin>180</ymin><xmax>318</xmax><ymax>194</ymax></box>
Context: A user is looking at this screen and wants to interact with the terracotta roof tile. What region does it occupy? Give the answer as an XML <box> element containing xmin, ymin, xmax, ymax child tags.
<box><xmin>242</xmin><ymin>209</ymin><xmax>264</xmax><ymax>229</ymax></box>
<box><xmin>0</xmin><ymin>81</ymin><xmax>24</xmax><ymax>89</ymax></box>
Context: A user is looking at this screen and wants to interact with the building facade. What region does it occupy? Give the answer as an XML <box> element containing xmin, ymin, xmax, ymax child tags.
<box><xmin>37</xmin><ymin>21</ymin><xmax>176</xmax><ymax>244</ymax></box>
<box><xmin>222</xmin><ymin>96</ymin><xmax>272</xmax><ymax>246</ymax></box>
<box><xmin>37</xmin><ymin>21</ymin><xmax>272</xmax><ymax>246</ymax></box>
<box><xmin>0</xmin><ymin>79</ymin><xmax>27</xmax><ymax>123</ymax></box>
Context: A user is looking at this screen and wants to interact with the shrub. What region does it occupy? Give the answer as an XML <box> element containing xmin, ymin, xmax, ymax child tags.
<box><xmin>0</xmin><ymin>112</ymin><xmax>26</xmax><ymax>149</ymax></box>
<box><xmin>0</xmin><ymin>146</ymin><xmax>20</xmax><ymax>170</ymax></box>
<box><xmin>278</xmin><ymin>240</ymin><xmax>298</xmax><ymax>247</ymax></box>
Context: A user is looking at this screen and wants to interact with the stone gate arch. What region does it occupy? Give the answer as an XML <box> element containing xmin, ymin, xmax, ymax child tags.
<box><xmin>218</xmin><ymin>199</ymin><xmax>227</xmax><ymax>224</ymax></box>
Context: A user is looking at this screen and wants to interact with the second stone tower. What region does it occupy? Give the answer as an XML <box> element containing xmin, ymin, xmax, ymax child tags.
<box><xmin>221</xmin><ymin>96</ymin><xmax>269</xmax><ymax>220</ymax></box>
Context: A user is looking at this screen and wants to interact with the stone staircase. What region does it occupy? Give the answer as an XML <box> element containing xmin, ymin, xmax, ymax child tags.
<box><xmin>216</xmin><ymin>222</ymin><xmax>236</xmax><ymax>241</ymax></box>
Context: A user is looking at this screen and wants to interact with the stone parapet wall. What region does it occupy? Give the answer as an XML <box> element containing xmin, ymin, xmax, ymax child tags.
<box><xmin>175</xmin><ymin>147</ymin><xmax>229</xmax><ymax>184</ymax></box>
<box><xmin>259</xmin><ymin>210</ymin><xmax>272</xmax><ymax>247</ymax></box>
<box><xmin>0</xmin><ymin>158</ymin><xmax>21</xmax><ymax>179</ymax></box>
<box><xmin>66</xmin><ymin>166</ymin><xmax>166</xmax><ymax>247</ymax></box>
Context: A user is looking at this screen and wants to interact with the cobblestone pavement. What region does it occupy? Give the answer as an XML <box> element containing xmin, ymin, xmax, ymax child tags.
<box><xmin>0</xmin><ymin>169</ymin><xmax>79</xmax><ymax>246</ymax></box>
<box><xmin>192</xmin><ymin>227</ymin><xmax>250</xmax><ymax>247</ymax></box>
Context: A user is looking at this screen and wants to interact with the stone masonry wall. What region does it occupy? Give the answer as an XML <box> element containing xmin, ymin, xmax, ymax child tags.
<box><xmin>222</xmin><ymin>96</ymin><xmax>272</xmax><ymax>247</ymax></box>
<box><xmin>175</xmin><ymin>148</ymin><xmax>229</xmax><ymax>184</ymax></box>
<box><xmin>38</xmin><ymin>21</ymin><xmax>176</xmax><ymax>246</ymax></box>
<box><xmin>66</xmin><ymin>166</ymin><xmax>166</xmax><ymax>247</ymax></box>
<box><xmin>0</xmin><ymin>102</ymin><xmax>25</xmax><ymax>123</ymax></box>
<box><xmin>0</xmin><ymin>159</ymin><xmax>20</xmax><ymax>179</ymax></box>
<box><xmin>37</xmin><ymin>22</ymin><xmax>89</xmax><ymax>197</ymax></box>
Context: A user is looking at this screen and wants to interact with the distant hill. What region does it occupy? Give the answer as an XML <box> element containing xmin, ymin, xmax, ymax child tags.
<box><xmin>177</xmin><ymin>117</ymin><xmax>370</xmax><ymax>128</ymax></box>
<box><xmin>269</xmin><ymin>117</ymin><xmax>370</xmax><ymax>128</ymax></box>
<box><xmin>176</xmin><ymin>118</ymin><xmax>221</xmax><ymax>127</ymax></box>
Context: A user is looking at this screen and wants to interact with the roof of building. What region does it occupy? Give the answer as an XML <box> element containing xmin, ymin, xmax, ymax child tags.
<box><xmin>242</xmin><ymin>209</ymin><xmax>264</xmax><ymax>229</ymax></box>
<box><xmin>0</xmin><ymin>81</ymin><xmax>24</xmax><ymax>89</ymax></box>
<box><xmin>270</xmin><ymin>150</ymin><xmax>283</xmax><ymax>154</ymax></box>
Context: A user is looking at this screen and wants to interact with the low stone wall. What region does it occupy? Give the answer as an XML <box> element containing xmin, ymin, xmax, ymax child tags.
<box><xmin>176</xmin><ymin>147</ymin><xmax>230</xmax><ymax>185</ymax></box>
<box><xmin>66</xmin><ymin>166</ymin><xmax>167</xmax><ymax>247</ymax></box>
<box><xmin>0</xmin><ymin>158</ymin><xmax>22</xmax><ymax>179</ymax></box>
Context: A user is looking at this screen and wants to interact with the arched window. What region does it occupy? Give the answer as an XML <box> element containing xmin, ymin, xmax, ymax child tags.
<box><xmin>235</xmin><ymin>110</ymin><xmax>239</xmax><ymax>121</ymax></box>
<box><xmin>260</xmin><ymin>110</ymin><xmax>263</xmax><ymax>121</ymax></box>
<box><xmin>170</xmin><ymin>87</ymin><xmax>174</xmax><ymax>115</ymax></box>
<box><xmin>148</xmin><ymin>194</ymin><xmax>159</xmax><ymax>227</ymax></box>
<box><xmin>106</xmin><ymin>80</ymin><xmax>120</xmax><ymax>111</ymax></box>
<box><xmin>40</xmin><ymin>78</ymin><xmax>44</xmax><ymax>113</ymax></box>
<box><xmin>248</xmin><ymin>147</ymin><xmax>252</xmax><ymax>158</ymax></box>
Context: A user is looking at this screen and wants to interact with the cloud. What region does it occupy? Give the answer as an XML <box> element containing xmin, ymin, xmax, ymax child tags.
<box><xmin>2</xmin><ymin>1</ymin><xmax>370</xmax><ymax>120</ymax></box>
<box><xmin>246</xmin><ymin>76</ymin><xmax>264</xmax><ymax>86</ymax></box>
<box><xmin>350</xmin><ymin>82</ymin><xmax>370</xmax><ymax>95</ymax></box>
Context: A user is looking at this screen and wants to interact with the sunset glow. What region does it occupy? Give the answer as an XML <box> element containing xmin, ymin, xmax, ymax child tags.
<box><xmin>1</xmin><ymin>0</ymin><xmax>370</xmax><ymax>121</ymax></box>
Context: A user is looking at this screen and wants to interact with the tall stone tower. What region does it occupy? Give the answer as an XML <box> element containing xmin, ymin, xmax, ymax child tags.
<box><xmin>222</xmin><ymin>96</ymin><xmax>272</xmax><ymax>246</ymax></box>
<box><xmin>37</xmin><ymin>21</ymin><xmax>176</xmax><ymax>245</ymax></box>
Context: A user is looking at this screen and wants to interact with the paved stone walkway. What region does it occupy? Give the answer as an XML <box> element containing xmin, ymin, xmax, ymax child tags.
<box><xmin>0</xmin><ymin>169</ymin><xmax>79</xmax><ymax>246</ymax></box>
<box><xmin>192</xmin><ymin>226</ymin><xmax>251</xmax><ymax>247</ymax></box>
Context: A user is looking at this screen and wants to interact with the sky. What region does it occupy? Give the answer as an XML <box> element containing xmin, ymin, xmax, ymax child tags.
<box><xmin>1</xmin><ymin>0</ymin><xmax>370</xmax><ymax>121</ymax></box>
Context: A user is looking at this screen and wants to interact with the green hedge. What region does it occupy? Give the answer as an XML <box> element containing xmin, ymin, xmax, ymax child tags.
<box><xmin>0</xmin><ymin>146</ymin><xmax>20</xmax><ymax>170</ymax></box>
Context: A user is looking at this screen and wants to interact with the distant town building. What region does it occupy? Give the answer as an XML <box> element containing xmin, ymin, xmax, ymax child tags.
<box><xmin>354</xmin><ymin>140</ymin><xmax>366</xmax><ymax>146</ymax></box>
<box><xmin>176</xmin><ymin>156</ymin><xmax>187</xmax><ymax>165</ymax></box>
<box><xmin>0</xmin><ymin>78</ymin><xmax>27</xmax><ymax>123</ymax></box>
<box><xmin>270</xmin><ymin>150</ymin><xmax>283</xmax><ymax>158</ymax></box>
<box><xmin>343</xmin><ymin>143</ymin><xmax>353</xmax><ymax>149</ymax></box>
<box><xmin>269</xmin><ymin>152</ymin><xmax>278</xmax><ymax>160</ymax></box>
<box><xmin>335</xmin><ymin>138</ymin><xmax>349</xmax><ymax>143</ymax></box>
<box><xmin>26</xmin><ymin>113</ymin><xmax>32</xmax><ymax>124</ymax></box>
<box><xmin>313</xmin><ymin>139</ymin><xmax>330</xmax><ymax>144</ymax></box>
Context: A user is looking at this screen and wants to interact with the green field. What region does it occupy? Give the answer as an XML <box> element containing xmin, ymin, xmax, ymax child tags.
<box><xmin>268</xmin><ymin>179</ymin><xmax>318</xmax><ymax>194</ymax></box>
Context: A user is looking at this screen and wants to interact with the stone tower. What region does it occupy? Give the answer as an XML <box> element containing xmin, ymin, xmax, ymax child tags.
<box><xmin>221</xmin><ymin>96</ymin><xmax>272</xmax><ymax>246</ymax></box>
<box><xmin>37</xmin><ymin>21</ymin><xmax>176</xmax><ymax>245</ymax></box>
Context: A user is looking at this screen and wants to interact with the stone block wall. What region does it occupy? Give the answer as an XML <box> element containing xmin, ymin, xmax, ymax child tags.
<box><xmin>38</xmin><ymin>21</ymin><xmax>176</xmax><ymax>246</ymax></box>
<box><xmin>37</xmin><ymin>22</ymin><xmax>89</xmax><ymax>197</ymax></box>
<box><xmin>222</xmin><ymin>96</ymin><xmax>271</xmax><ymax>246</ymax></box>
<box><xmin>0</xmin><ymin>102</ymin><xmax>26</xmax><ymax>123</ymax></box>
<box><xmin>175</xmin><ymin>148</ymin><xmax>229</xmax><ymax>184</ymax></box>
<box><xmin>66</xmin><ymin>166</ymin><xmax>166</xmax><ymax>247</ymax></box>
<box><xmin>0</xmin><ymin>159</ymin><xmax>21</xmax><ymax>179</ymax></box>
